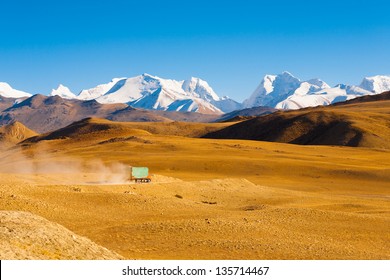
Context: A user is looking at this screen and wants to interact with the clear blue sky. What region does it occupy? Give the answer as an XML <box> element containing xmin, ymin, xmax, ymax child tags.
<box><xmin>1</xmin><ymin>0</ymin><xmax>389</xmax><ymax>101</ymax></box>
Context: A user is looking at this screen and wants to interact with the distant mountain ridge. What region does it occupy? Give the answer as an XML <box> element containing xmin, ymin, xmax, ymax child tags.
<box><xmin>1</xmin><ymin>72</ymin><xmax>390</xmax><ymax>113</ymax></box>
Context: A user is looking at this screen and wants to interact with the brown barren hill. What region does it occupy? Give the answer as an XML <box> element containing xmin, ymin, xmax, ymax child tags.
<box><xmin>0</xmin><ymin>121</ymin><xmax>37</xmax><ymax>146</ymax></box>
<box><xmin>0</xmin><ymin>211</ymin><xmax>123</xmax><ymax>259</ymax></box>
<box><xmin>204</xmin><ymin>92</ymin><xmax>390</xmax><ymax>149</ymax></box>
<box><xmin>25</xmin><ymin>117</ymin><xmax>152</xmax><ymax>143</ymax></box>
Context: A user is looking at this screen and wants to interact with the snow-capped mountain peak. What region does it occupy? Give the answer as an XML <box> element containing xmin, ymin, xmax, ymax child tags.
<box><xmin>243</xmin><ymin>71</ymin><xmax>301</xmax><ymax>108</ymax></box>
<box><xmin>359</xmin><ymin>75</ymin><xmax>390</xmax><ymax>93</ymax></box>
<box><xmin>50</xmin><ymin>84</ymin><xmax>76</xmax><ymax>99</ymax></box>
<box><xmin>182</xmin><ymin>77</ymin><xmax>220</xmax><ymax>102</ymax></box>
<box><xmin>0</xmin><ymin>82</ymin><xmax>32</xmax><ymax>98</ymax></box>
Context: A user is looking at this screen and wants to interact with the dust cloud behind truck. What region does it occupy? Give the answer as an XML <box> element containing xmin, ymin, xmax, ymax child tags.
<box><xmin>130</xmin><ymin>167</ymin><xmax>151</xmax><ymax>183</ymax></box>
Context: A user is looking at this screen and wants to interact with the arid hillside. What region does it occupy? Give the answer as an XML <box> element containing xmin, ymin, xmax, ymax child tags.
<box><xmin>0</xmin><ymin>211</ymin><xmax>123</xmax><ymax>260</ymax></box>
<box><xmin>0</xmin><ymin>121</ymin><xmax>37</xmax><ymax>146</ymax></box>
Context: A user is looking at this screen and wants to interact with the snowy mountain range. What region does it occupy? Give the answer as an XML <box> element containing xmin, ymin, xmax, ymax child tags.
<box><xmin>243</xmin><ymin>72</ymin><xmax>390</xmax><ymax>110</ymax></box>
<box><xmin>50</xmin><ymin>74</ymin><xmax>242</xmax><ymax>114</ymax></box>
<box><xmin>1</xmin><ymin>72</ymin><xmax>390</xmax><ymax>114</ymax></box>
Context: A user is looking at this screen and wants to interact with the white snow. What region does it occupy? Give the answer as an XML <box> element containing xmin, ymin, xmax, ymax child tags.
<box><xmin>0</xmin><ymin>82</ymin><xmax>32</xmax><ymax>98</ymax></box>
<box><xmin>359</xmin><ymin>75</ymin><xmax>390</xmax><ymax>93</ymax></box>
<box><xmin>49</xmin><ymin>84</ymin><xmax>77</xmax><ymax>99</ymax></box>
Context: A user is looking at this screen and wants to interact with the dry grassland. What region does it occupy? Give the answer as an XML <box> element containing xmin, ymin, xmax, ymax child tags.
<box><xmin>0</xmin><ymin>118</ymin><xmax>389</xmax><ymax>259</ymax></box>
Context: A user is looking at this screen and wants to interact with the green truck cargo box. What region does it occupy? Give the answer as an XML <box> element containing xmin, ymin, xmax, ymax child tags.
<box><xmin>131</xmin><ymin>167</ymin><xmax>149</xmax><ymax>179</ymax></box>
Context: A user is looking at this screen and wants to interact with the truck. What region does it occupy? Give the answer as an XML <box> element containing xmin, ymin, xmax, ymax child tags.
<box><xmin>130</xmin><ymin>167</ymin><xmax>151</xmax><ymax>183</ymax></box>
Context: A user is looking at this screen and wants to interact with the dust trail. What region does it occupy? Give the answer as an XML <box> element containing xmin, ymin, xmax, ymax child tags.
<box><xmin>82</xmin><ymin>161</ymin><xmax>130</xmax><ymax>185</ymax></box>
<box><xmin>0</xmin><ymin>144</ymin><xmax>130</xmax><ymax>185</ymax></box>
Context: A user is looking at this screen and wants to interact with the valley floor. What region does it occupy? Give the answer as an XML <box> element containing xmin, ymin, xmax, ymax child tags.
<box><xmin>0</xmin><ymin>129</ymin><xmax>389</xmax><ymax>259</ymax></box>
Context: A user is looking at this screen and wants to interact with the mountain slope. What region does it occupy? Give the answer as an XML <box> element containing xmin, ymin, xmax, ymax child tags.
<box><xmin>0</xmin><ymin>121</ymin><xmax>38</xmax><ymax>145</ymax></box>
<box><xmin>204</xmin><ymin>92</ymin><xmax>390</xmax><ymax>149</ymax></box>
